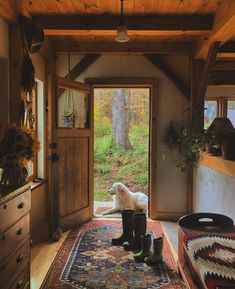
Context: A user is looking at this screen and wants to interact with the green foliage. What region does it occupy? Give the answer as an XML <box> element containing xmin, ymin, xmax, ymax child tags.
<box><xmin>164</xmin><ymin>120</ymin><xmax>205</xmax><ymax>171</ymax></box>
<box><xmin>94</xmin><ymin>125</ymin><xmax>149</xmax><ymax>201</ymax></box>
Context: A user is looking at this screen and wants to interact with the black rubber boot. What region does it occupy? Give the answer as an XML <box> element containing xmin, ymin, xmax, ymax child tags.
<box><xmin>144</xmin><ymin>236</ymin><xmax>163</xmax><ymax>265</ymax></box>
<box><xmin>134</xmin><ymin>233</ymin><xmax>152</xmax><ymax>262</ymax></box>
<box><xmin>123</xmin><ymin>212</ymin><xmax>146</xmax><ymax>250</ymax></box>
<box><xmin>112</xmin><ymin>209</ymin><xmax>134</xmax><ymax>246</ymax></box>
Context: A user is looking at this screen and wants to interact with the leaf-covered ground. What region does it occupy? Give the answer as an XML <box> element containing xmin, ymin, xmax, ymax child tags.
<box><xmin>94</xmin><ymin>125</ymin><xmax>149</xmax><ymax>201</ymax></box>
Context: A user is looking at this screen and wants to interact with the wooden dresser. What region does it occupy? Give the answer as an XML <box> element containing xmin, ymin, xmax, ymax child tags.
<box><xmin>0</xmin><ymin>183</ymin><xmax>31</xmax><ymax>289</ymax></box>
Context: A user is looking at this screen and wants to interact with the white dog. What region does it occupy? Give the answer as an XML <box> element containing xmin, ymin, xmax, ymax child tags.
<box><xmin>102</xmin><ymin>182</ymin><xmax>148</xmax><ymax>215</ymax></box>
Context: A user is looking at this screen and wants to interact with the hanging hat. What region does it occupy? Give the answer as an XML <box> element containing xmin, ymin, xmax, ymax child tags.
<box><xmin>19</xmin><ymin>15</ymin><xmax>44</xmax><ymax>54</ymax></box>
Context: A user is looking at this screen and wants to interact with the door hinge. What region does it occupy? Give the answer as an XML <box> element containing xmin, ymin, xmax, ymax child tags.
<box><xmin>48</xmin><ymin>153</ymin><xmax>59</xmax><ymax>162</ymax></box>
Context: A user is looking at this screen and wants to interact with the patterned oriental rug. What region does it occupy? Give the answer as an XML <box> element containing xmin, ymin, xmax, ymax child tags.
<box><xmin>41</xmin><ymin>219</ymin><xmax>185</xmax><ymax>289</ymax></box>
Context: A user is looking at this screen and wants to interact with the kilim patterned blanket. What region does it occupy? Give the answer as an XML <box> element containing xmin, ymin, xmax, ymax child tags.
<box><xmin>182</xmin><ymin>232</ymin><xmax>235</xmax><ymax>289</ymax></box>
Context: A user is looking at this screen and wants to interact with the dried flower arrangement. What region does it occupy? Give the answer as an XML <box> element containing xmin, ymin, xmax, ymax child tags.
<box><xmin>0</xmin><ymin>126</ymin><xmax>40</xmax><ymax>186</ymax></box>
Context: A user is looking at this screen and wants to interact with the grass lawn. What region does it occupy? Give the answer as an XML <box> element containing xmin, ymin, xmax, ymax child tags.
<box><xmin>94</xmin><ymin>125</ymin><xmax>149</xmax><ymax>201</ymax></box>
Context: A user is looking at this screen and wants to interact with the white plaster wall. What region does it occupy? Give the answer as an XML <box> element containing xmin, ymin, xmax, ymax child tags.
<box><xmin>56</xmin><ymin>54</ymin><xmax>189</xmax><ymax>213</ymax></box>
<box><xmin>193</xmin><ymin>165</ymin><xmax>235</xmax><ymax>221</ymax></box>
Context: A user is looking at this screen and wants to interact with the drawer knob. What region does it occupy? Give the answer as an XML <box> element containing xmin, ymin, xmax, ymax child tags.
<box><xmin>1</xmin><ymin>264</ymin><xmax>5</xmax><ymax>271</ymax></box>
<box><xmin>16</xmin><ymin>255</ymin><xmax>24</xmax><ymax>263</ymax></box>
<box><xmin>3</xmin><ymin>204</ymin><xmax>7</xmax><ymax>210</ymax></box>
<box><xmin>17</xmin><ymin>228</ymin><xmax>23</xmax><ymax>235</ymax></box>
<box><xmin>17</xmin><ymin>202</ymin><xmax>25</xmax><ymax>209</ymax></box>
<box><xmin>1</xmin><ymin>235</ymin><xmax>6</xmax><ymax>241</ymax></box>
<box><xmin>16</xmin><ymin>280</ymin><xmax>23</xmax><ymax>289</ymax></box>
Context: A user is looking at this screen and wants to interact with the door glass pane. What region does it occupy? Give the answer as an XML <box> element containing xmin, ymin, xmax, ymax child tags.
<box><xmin>57</xmin><ymin>87</ymin><xmax>89</xmax><ymax>128</ymax></box>
<box><xmin>204</xmin><ymin>100</ymin><xmax>217</xmax><ymax>129</ymax></box>
<box><xmin>228</xmin><ymin>100</ymin><xmax>235</xmax><ymax>127</ymax></box>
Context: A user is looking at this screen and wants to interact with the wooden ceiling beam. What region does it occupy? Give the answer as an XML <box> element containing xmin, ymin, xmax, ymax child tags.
<box><xmin>197</xmin><ymin>42</ymin><xmax>220</xmax><ymax>107</ymax></box>
<box><xmin>194</xmin><ymin>0</ymin><xmax>235</xmax><ymax>59</ymax></box>
<box><xmin>210</xmin><ymin>70</ymin><xmax>235</xmax><ymax>84</ymax></box>
<box><xmin>53</xmin><ymin>42</ymin><xmax>192</xmax><ymax>54</ymax></box>
<box><xmin>213</xmin><ymin>61</ymin><xmax>235</xmax><ymax>70</ymax></box>
<box><xmin>33</xmin><ymin>15</ymin><xmax>213</xmax><ymax>35</ymax></box>
<box><xmin>144</xmin><ymin>54</ymin><xmax>190</xmax><ymax>101</ymax></box>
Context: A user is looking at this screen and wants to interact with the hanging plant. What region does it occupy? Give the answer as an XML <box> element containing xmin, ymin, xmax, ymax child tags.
<box><xmin>164</xmin><ymin>120</ymin><xmax>205</xmax><ymax>171</ymax></box>
<box><xmin>61</xmin><ymin>52</ymin><xmax>77</xmax><ymax>128</ymax></box>
<box><xmin>164</xmin><ymin>121</ymin><xmax>180</xmax><ymax>152</ymax></box>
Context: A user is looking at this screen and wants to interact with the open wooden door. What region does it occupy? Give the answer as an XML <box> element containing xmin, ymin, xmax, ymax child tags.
<box><xmin>49</xmin><ymin>76</ymin><xmax>94</xmax><ymax>232</ymax></box>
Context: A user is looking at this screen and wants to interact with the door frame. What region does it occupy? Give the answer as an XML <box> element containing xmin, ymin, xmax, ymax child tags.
<box><xmin>86</xmin><ymin>78</ymin><xmax>158</xmax><ymax>219</ymax></box>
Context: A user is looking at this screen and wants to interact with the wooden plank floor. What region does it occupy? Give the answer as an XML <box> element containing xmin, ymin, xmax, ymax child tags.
<box><xmin>30</xmin><ymin>231</ymin><xmax>69</xmax><ymax>289</ymax></box>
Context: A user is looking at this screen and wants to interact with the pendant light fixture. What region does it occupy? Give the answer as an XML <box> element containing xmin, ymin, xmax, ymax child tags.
<box><xmin>115</xmin><ymin>0</ymin><xmax>129</xmax><ymax>43</ymax></box>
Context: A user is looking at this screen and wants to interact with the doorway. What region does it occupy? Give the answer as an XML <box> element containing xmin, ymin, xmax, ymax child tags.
<box><xmin>86</xmin><ymin>78</ymin><xmax>157</xmax><ymax>218</ymax></box>
<box><xmin>94</xmin><ymin>87</ymin><xmax>150</xmax><ymax>216</ymax></box>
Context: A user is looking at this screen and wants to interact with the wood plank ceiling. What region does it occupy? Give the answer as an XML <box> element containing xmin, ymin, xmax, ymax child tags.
<box><xmin>1</xmin><ymin>0</ymin><xmax>235</xmax><ymax>58</ymax></box>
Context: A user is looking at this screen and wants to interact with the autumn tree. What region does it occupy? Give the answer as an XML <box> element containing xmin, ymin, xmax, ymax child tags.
<box><xmin>111</xmin><ymin>88</ymin><xmax>131</xmax><ymax>149</ymax></box>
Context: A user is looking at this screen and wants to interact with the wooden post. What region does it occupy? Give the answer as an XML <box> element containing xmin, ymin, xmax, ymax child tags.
<box><xmin>9</xmin><ymin>25</ymin><xmax>24</xmax><ymax>125</ymax></box>
<box><xmin>187</xmin><ymin>59</ymin><xmax>204</xmax><ymax>214</ymax></box>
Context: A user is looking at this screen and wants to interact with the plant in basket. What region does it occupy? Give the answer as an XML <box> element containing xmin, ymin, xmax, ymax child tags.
<box><xmin>0</xmin><ymin>125</ymin><xmax>40</xmax><ymax>186</ymax></box>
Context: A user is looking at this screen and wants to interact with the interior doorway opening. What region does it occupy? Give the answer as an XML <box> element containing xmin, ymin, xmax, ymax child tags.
<box><xmin>93</xmin><ymin>87</ymin><xmax>150</xmax><ymax>217</ymax></box>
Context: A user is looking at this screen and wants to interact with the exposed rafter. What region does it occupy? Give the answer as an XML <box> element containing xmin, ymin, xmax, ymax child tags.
<box><xmin>144</xmin><ymin>54</ymin><xmax>190</xmax><ymax>101</ymax></box>
<box><xmin>197</xmin><ymin>42</ymin><xmax>220</xmax><ymax>108</ymax></box>
<box><xmin>210</xmin><ymin>70</ymin><xmax>235</xmax><ymax>84</ymax></box>
<box><xmin>194</xmin><ymin>0</ymin><xmax>235</xmax><ymax>59</ymax></box>
<box><xmin>213</xmin><ymin>60</ymin><xmax>235</xmax><ymax>70</ymax></box>
<box><xmin>58</xmin><ymin>54</ymin><xmax>100</xmax><ymax>96</ymax></box>
<box><xmin>217</xmin><ymin>41</ymin><xmax>235</xmax><ymax>59</ymax></box>
<box><xmin>34</xmin><ymin>15</ymin><xmax>213</xmax><ymax>35</ymax></box>
<box><xmin>63</xmin><ymin>54</ymin><xmax>100</xmax><ymax>79</ymax></box>
<box><xmin>53</xmin><ymin>42</ymin><xmax>192</xmax><ymax>54</ymax></box>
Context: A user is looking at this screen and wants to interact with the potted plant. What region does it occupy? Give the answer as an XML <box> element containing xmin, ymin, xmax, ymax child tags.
<box><xmin>0</xmin><ymin>125</ymin><xmax>40</xmax><ymax>186</ymax></box>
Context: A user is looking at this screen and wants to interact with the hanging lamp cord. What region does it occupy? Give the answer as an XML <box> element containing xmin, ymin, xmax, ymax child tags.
<box><xmin>120</xmin><ymin>0</ymin><xmax>124</xmax><ymax>25</ymax></box>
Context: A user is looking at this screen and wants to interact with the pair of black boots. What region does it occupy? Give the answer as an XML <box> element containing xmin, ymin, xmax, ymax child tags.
<box><xmin>112</xmin><ymin>209</ymin><xmax>146</xmax><ymax>251</ymax></box>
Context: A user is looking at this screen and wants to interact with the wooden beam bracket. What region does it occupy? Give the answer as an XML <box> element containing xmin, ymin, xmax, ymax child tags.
<box><xmin>197</xmin><ymin>41</ymin><xmax>221</xmax><ymax>109</ymax></box>
<box><xmin>144</xmin><ymin>54</ymin><xmax>190</xmax><ymax>101</ymax></box>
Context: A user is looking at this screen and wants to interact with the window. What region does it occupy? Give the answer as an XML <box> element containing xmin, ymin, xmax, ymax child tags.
<box><xmin>227</xmin><ymin>100</ymin><xmax>235</xmax><ymax>127</ymax></box>
<box><xmin>26</xmin><ymin>79</ymin><xmax>45</xmax><ymax>181</ymax></box>
<box><xmin>204</xmin><ymin>100</ymin><xmax>217</xmax><ymax>129</ymax></box>
<box><xmin>204</xmin><ymin>97</ymin><xmax>235</xmax><ymax>128</ymax></box>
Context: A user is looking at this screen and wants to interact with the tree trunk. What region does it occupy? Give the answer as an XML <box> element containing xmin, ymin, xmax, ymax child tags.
<box><xmin>112</xmin><ymin>88</ymin><xmax>131</xmax><ymax>149</ymax></box>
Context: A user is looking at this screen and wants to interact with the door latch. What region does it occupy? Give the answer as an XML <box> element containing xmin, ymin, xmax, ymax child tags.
<box><xmin>49</xmin><ymin>142</ymin><xmax>57</xmax><ymax>149</ymax></box>
<box><xmin>48</xmin><ymin>153</ymin><xmax>59</xmax><ymax>162</ymax></box>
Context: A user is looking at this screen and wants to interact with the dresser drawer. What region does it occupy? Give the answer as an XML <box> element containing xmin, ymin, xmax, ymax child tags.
<box><xmin>0</xmin><ymin>214</ymin><xmax>29</xmax><ymax>263</ymax></box>
<box><xmin>0</xmin><ymin>240</ymin><xmax>29</xmax><ymax>288</ymax></box>
<box><xmin>6</xmin><ymin>263</ymin><xmax>29</xmax><ymax>289</ymax></box>
<box><xmin>0</xmin><ymin>189</ymin><xmax>30</xmax><ymax>233</ymax></box>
